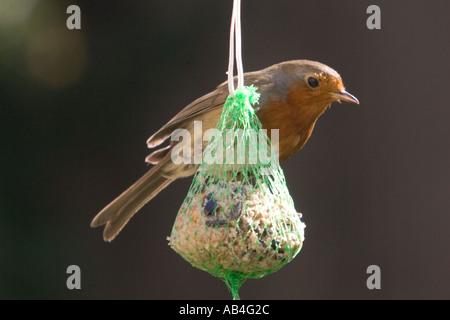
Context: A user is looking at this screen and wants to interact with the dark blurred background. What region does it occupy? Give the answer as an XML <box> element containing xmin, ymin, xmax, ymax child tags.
<box><xmin>1</xmin><ymin>0</ymin><xmax>449</xmax><ymax>299</ymax></box>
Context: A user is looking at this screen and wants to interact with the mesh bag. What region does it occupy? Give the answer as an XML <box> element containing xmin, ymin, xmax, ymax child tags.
<box><xmin>168</xmin><ymin>86</ymin><xmax>305</xmax><ymax>299</ymax></box>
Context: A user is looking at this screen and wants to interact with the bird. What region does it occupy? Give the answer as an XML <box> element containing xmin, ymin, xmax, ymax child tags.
<box><xmin>91</xmin><ymin>59</ymin><xmax>359</xmax><ymax>242</ymax></box>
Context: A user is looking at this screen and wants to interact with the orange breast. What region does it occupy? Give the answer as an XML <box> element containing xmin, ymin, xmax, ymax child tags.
<box><xmin>256</xmin><ymin>98</ymin><xmax>317</xmax><ymax>162</ymax></box>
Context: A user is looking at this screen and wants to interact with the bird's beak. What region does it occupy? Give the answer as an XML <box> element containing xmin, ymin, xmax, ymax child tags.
<box><xmin>334</xmin><ymin>90</ymin><xmax>359</xmax><ymax>105</ymax></box>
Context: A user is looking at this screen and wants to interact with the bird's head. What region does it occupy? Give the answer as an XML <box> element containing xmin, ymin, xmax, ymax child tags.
<box><xmin>271</xmin><ymin>60</ymin><xmax>359</xmax><ymax>114</ymax></box>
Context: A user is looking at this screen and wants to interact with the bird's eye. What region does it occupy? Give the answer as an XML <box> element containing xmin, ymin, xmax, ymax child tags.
<box><xmin>307</xmin><ymin>77</ymin><xmax>319</xmax><ymax>88</ymax></box>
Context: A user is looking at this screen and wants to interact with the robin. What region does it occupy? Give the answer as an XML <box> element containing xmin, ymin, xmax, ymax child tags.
<box><xmin>91</xmin><ymin>59</ymin><xmax>359</xmax><ymax>241</ymax></box>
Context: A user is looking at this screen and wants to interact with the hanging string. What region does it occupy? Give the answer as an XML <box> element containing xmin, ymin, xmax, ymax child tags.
<box><xmin>228</xmin><ymin>0</ymin><xmax>244</xmax><ymax>97</ymax></box>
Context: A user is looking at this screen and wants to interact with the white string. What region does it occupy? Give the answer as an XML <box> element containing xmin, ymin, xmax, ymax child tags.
<box><xmin>228</xmin><ymin>0</ymin><xmax>244</xmax><ymax>96</ymax></box>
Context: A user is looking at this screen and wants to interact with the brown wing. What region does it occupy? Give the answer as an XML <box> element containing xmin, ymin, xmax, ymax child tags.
<box><xmin>146</xmin><ymin>69</ymin><xmax>277</xmax><ymax>149</ymax></box>
<box><xmin>146</xmin><ymin>85</ymin><xmax>229</xmax><ymax>148</ymax></box>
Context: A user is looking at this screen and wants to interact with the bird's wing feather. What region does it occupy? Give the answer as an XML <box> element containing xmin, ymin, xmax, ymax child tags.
<box><xmin>146</xmin><ymin>70</ymin><xmax>277</xmax><ymax>149</ymax></box>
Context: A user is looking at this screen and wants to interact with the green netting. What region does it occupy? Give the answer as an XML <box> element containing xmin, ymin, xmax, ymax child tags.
<box><xmin>168</xmin><ymin>86</ymin><xmax>305</xmax><ymax>300</ymax></box>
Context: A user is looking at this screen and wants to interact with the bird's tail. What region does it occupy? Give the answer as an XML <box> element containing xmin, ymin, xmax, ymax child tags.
<box><xmin>91</xmin><ymin>163</ymin><xmax>174</xmax><ymax>242</ymax></box>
